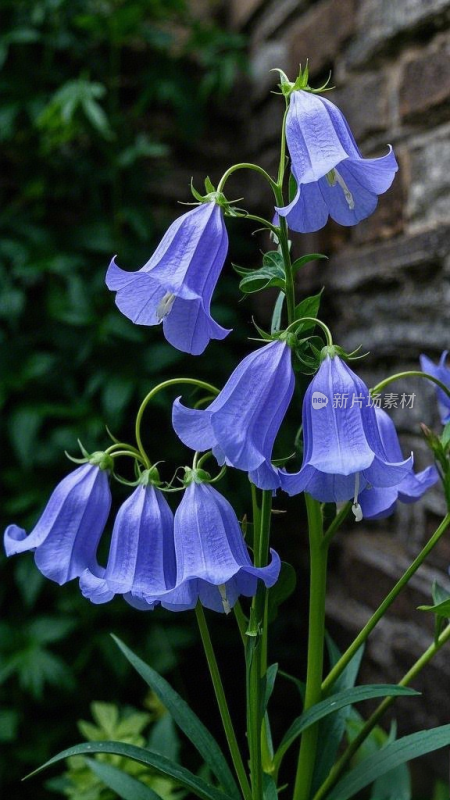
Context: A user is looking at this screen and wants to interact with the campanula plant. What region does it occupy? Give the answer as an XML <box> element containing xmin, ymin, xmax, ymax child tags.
<box><xmin>5</xmin><ymin>64</ymin><xmax>450</xmax><ymax>800</ymax></box>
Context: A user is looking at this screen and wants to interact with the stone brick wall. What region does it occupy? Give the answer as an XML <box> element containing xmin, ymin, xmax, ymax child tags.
<box><xmin>228</xmin><ymin>0</ymin><xmax>450</xmax><ymax>784</ymax></box>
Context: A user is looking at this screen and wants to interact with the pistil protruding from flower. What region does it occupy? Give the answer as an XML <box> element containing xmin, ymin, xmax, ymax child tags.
<box><xmin>218</xmin><ymin>583</ymin><xmax>231</xmax><ymax>614</ymax></box>
<box><xmin>156</xmin><ymin>292</ymin><xmax>176</xmax><ymax>322</ymax></box>
<box><xmin>326</xmin><ymin>168</ymin><xmax>355</xmax><ymax>210</ymax></box>
<box><xmin>352</xmin><ymin>472</ymin><xmax>363</xmax><ymax>522</ymax></box>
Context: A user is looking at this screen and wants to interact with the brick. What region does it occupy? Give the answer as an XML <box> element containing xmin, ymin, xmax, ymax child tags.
<box><xmin>287</xmin><ymin>0</ymin><xmax>356</xmax><ymax>77</ymax></box>
<box><xmin>250</xmin><ymin>0</ymin><xmax>308</xmax><ymax>47</ymax></box>
<box><xmin>347</xmin><ymin>0</ymin><xmax>450</xmax><ymax>68</ymax></box>
<box><xmin>407</xmin><ymin>126</ymin><xmax>450</xmax><ymax>231</ymax></box>
<box><xmin>400</xmin><ymin>37</ymin><xmax>450</xmax><ymax>120</ymax></box>
<box><xmin>249</xmin><ymin>40</ymin><xmax>289</xmax><ymax>102</ymax></box>
<box><xmin>230</xmin><ymin>0</ymin><xmax>265</xmax><ymax>29</ymax></box>
<box><xmin>326</xmin><ymin>225</ymin><xmax>450</xmax><ymax>291</ymax></box>
<box><xmin>332</xmin><ymin>72</ymin><xmax>389</xmax><ymax>142</ymax></box>
<box><xmin>351</xmin><ymin>161</ymin><xmax>404</xmax><ymax>246</ymax></box>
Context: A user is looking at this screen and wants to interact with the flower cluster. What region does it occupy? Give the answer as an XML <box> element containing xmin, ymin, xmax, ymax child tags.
<box><xmin>4</xmin><ymin>458</ymin><xmax>280</xmax><ymax>614</ymax></box>
<box><xmin>4</xmin><ymin>72</ymin><xmax>443</xmax><ymax>617</ymax></box>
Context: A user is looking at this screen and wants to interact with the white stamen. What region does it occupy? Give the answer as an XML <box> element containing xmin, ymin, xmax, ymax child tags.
<box><xmin>156</xmin><ymin>292</ymin><xmax>176</xmax><ymax>322</ymax></box>
<box><xmin>218</xmin><ymin>584</ymin><xmax>231</xmax><ymax>615</ymax></box>
<box><xmin>326</xmin><ymin>168</ymin><xmax>355</xmax><ymax>210</ymax></box>
<box><xmin>352</xmin><ymin>472</ymin><xmax>363</xmax><ymax>522</ymax></box>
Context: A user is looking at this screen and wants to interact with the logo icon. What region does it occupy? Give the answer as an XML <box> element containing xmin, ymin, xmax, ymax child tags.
<box><xmin>312</xmin><ymin>391</ymin><xmax>329</xmax><ymax>409</ymax></box>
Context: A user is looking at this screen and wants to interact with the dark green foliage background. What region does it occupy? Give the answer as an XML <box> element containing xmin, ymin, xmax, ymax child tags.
<box><xmin>0</xmin><ymin>1</ymin><xmax>253</xmax><ymax>794</ymax></box>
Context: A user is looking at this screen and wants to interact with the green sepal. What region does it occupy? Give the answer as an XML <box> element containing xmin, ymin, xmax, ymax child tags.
<box><xmin>190</xmin><ymin>179</ymin><xmax>204</xmax><ymax>203</ymax></box>
<box><xmin>251</xmin><ymin>318</ymin><xmax>273</xmax><ymax>341</ymax></box>
<box><xmin>182</xmin><ymin>467</ymin><xmax>212</xmax><ymax>486</ymax></box>
<box><xmin>204</xmin><ymin>176</ymin><xmax>216</xmax><ymax>193</ymax></box>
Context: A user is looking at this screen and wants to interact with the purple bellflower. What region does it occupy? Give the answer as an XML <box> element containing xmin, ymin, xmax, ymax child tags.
<box><xmin>280</xmin><ymin>353</ymin><xmax>413</xmax><ymax>512</ymax></box>
<box><xmin>149</xmin><ymin>481</ymin><xmax>280</xmax><ymax>614</ymax></box>
<box><xmin>359</xmin><ymin>407</ymin><xmax>439</xmax><ymax>519</ymax></box>
<box><xmin>172</xmin><ymin>339</ymin><xmax>295</xmax><ymax>490</ymax></box>
<box><xmin>79</xmin><ymin>474</ymin><xmax>176</xmax><ymax>607</ymax></box>
<box><xmin>420</xmin><ymin>351</ymin><xmax>450</xmax><ymax>425</ymax></box>
<box><xmin>4</xmin><ymin>456</ymin><xmax>112</xmax><ymax>584</ymax></box>
<box><xmin>275</xmin><ymin>90</ymin><xmax>398</xmax><ymax>233</ymax></box>
<box><xmin>106</xmin><ymin>201</ymin><xmax>230</xmax><ymax>355</ymax></box>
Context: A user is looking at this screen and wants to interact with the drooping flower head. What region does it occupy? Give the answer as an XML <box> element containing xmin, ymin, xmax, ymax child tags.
<box><xmin>4</xmin><ymin>452</ymin><xmax>113</xmax><ymax>584</ymax></box>
<box><xmin>276</xmin><ymin>90</ymin><xmax>398</xmax><ymax>233</ymax></box>
<box><xmin>420</xmin><ymin>351</ymin><xmax>450</xmax><ymax>425</ymax></box>
<box><xmin>140</xmin><ymin>476</ymin><xmax>280</xmax><ymax>614</ymax></box>
<box><xmin>172</xmin><ymin>339</ymin><xmax>295</xmax><ymax>490</ymax></box>
<box><xmin>359</xmin><ymin>407</ymin><xmax>439</xmax><ymax>519</ymax></box>
<box><xmin>281</xmin><ymin>351</ymin><xmax>412</xmax><ymax>510</ymax></box>
<box><xmin>80</xmin><ymin>469</ymin><xmax>176</xmax><ymax>607</ymax></box>
<box><xmin>106</xmin><ymin>201</ymin><xmax>230</xmax><ymax>355</ymax></box>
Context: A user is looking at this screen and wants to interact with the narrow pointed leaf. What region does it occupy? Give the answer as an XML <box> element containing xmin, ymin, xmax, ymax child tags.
<box><xmin>327</xmin><ymin>725</ymin><xmax>450</xmax><ymax>800</ymax></box>
<box><xmin>85</xmin><ymin>758</ymin><xmax>164</xmax><ymax>800</ymax></box>
<box><xmin>274</xmin><ymin>685</ymin><xmax>419</xmax><ymax>768</ymax></box>
<box><xmin>111</xmin><ymin>636</ymin><xmax>239</xmax><ymax>798</ymax></box>
<box><xmin>294</xmin><ymin>290</ymin><xmax>324</xmax><ymax>328</ymax></box>
<box><xmin>27</xmin><ymin>742</ymin><xmax>232</xmax><ymax>800</ymax></box>
<box><xmin>291</xmin><ymin>254</ymin><xmax>327</xmax><ymax>274</ymax></box>
<box><xmin>271</xmin><ymin>291</ymin><xmax>285</xmax><ymax>334</ymax></box>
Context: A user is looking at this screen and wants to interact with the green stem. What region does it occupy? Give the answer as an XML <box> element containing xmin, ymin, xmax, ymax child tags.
<box><xmin>195</xmin><ymin>604</ymin><xmax>252</xmax><ymax>800</ymax></box>
<box><xmin>293</xmin><ymin>495</ymin><xmax>328</xmax><ymax>800</ymax></box>
<box><xmin>217</xmin><ymin>162</ymin><xmax>277</xmax><ymax>194</ymax></box>
<box><xmin>313</xmin><ymin>622</ymin><xmax>450</xmax><ymax>800</ymax></box>
<box><xmin>247</xmin><ymin>489</ymin><xmax>272</xmax><ymax>800</ymax></box>
<box><xmin>134</xmin><ymin>378</ymin><xmax>219</xmax><ymax>464</ymax></box>
<box><xmin>322</xmin><ymin>512</ymin><xmax>450</xmax><ymax>694</ymax></box>
<box><xmin>321</xmin><ymin>502</ymin><xmax>352</xmax><ymax>549</ymax></box>
<box><xmin>372</xmin><ymin>370</ymin><xmax>450</xmax><ymax>401</ymax></box>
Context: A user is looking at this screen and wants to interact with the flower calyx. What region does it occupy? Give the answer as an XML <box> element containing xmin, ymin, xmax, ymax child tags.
<box><xmin>182</xmin><ymin>467</ymin><xmax>212</xmax><ymax>486</ymax></box>
<box><xmin>66</xmin><ymin>441</ymin><xmax>113</xmax><ymax>472</ymax></box>
<box><xmin>273</xmin><ymin>63</ymin><xmax>334</xmax><ymax>99</ymax></box>
<box><xmin>190</xmin><ymin>177</ymin><xmax>229</xmax><ymax>210</ymax></box>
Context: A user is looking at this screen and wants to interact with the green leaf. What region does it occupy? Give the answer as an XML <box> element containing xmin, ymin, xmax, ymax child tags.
<box><xmin>294</xmin><ymin>290</ymin><xmax>324</xmax><ymax>330</ymax></box>
<box><xmin>238</xmin><ymin>264</ymin><xmax>285</xmax><ymax>294</ymax></box>
<box><xmin>441</xmin><ymin>421</ymin><xmax>450</xmax><ymax>450</ymax></box>
<box><xmin>85</xmin><ymin>758</ymin><xmax>164</xmax><ymax>800</ymax></box>
<box><xmin>148</xmin><ymin>714</ymin><xmax>180</xmax><ymax>763</ymax></box>
<box><xmin>111</xmin><ymin>636</ymin><xmax>239</xmax><ymax>798</ymax></box>
<box><xmin>417</xmin><ymin>598</ymin><xmax>450</xmax><ymax>616</ymax></box>
<box><xmin>263</xmin><ymin>664</ymin><xmax>278</xmax><ymax>714</ymax></box>
<box><xmin>28</xmin><ymin>741</ymin><xmax>232</xmax><ymax>800</ymax></box>
<box><xmin>262</xmin><ymin>773</ymin><xmax>278</xmax><ymax>800</ymax></box>
<box><xmin>312</xmin><ymin>643</ymin><xmax>364</xmax><ymax>794</ymax></box>
<box><xmin>274</xmin><ymin>685</ymin><xmax>419</xmax><ymax>768</ymax></box>
<box><xmin>370</xmin><ymin>761</ymin><xmax>411</xmax><ymax>800</ymax></box>
<box><xmin>291</xmin><ymin>254</ymin><xmax>327</xmax><ymax>274</ymax></box>
<box><xmin>271</xmin><ymin>291</ymin><xmax>285</xmax><ymax>334</ymax></box>
<box><xmin>327</xmin><ymin>725</ymin><xmax>450</xmax><ymax>800</ymax></box>
<box><xmin>262</xmin><ymin>251</ymin><xmax>284</xmax><ymax>270</ymax></box>
<box><xmin>267</xmin><ymin>562</ymin><xmax>296</xmax><ymax>622</ymax></box>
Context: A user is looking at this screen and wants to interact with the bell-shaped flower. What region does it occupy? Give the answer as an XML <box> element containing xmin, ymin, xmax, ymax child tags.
<box><xmin>275</xmin><ymin>90</ymin><xmax>398</xmax><ymax>233</ymax></box>
<box><xmin>359</xmin><ymin>408</ymin><xmax>439</xmax><ymax>519</ymax></box>
<box><xmin>172</xmin><ymin>339</ymin><xmax>295</xmax><ymax>490</ymax></box>
<box><xmin>148</xmin><ymin>480</ymin><xmax>280</xmax><ymax>614</ymax></box>
<box><xmin>4</xmin><ymin>455</ymin><xmax>113</xmax><ymax>584</ymax></box>
<box><xmin>280</xmin><ymin>353</ymin><xmax>413</xmax><ymax>508</ymax></box>
<box><xmin>106</xmin><ymin>201</ymin><xmax>230</xmax><ymax>355</ymax></box>
<box><xmin>420</xmin><ymin>351</ymin><xmax>450</xmax><ymax>425</ymax></box>
<box><xmin>79</xmin><ymin>472</ymin><xmax>176</xmax><ymax>606</ymax></box>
